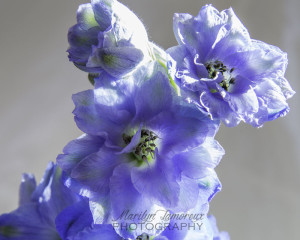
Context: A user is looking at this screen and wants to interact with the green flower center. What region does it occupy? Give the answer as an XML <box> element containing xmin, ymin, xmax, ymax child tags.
<box><xmin>136</xmin><ymin>233</ymin><xmax>152</xmax><ymax>240</ymax></box>
<box><xmin>0</xmin><ymin>226</ymin><xmax>19</xmax><ymax>237</ymax></box>
<box><xmin>123</xmin><ymin>129</ymin><xmax>159</xmax><ymax>167</ymax></box>
<box><xmin>102</xmin><ymin>53</ymin><xmax>117</xmax><ymax>66</ymax></box>
<box><xmin>205</xmin><ymin>60</ymin><xmax>235</xmax><ymax>92</ymax></box>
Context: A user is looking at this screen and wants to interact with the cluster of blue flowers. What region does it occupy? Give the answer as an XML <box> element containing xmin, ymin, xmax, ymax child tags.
<box><xmin>0</xmin><ymin>0</ymin><xmax>294</xmax><ymax>239</ymax></box>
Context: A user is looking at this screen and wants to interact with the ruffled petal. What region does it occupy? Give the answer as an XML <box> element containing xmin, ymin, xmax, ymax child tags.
<box><xmin>173</xmin><ymin>139</ymin><xmax>224</xmax><ymax>179</ymax></box>
<box><xmin>200</xmin><ymin>91</ymin><xmax>241</xmax><ymax>127</ymax></box>
<box><xmin>251</xmin><ymin>79</ymin><xmax>291</xmax><ymax>126</ymax></box>
<box><xmin>169</xmin><ymin>4</ymin><xmax>294</xmax><ymax>127</ymax></box>
<box><xmin>272</xmin><ymin>76</ymin><xmax>295</xmax><ymax>100</ymax></box>
<box><xmin>209</xmin><ymin>8</ymin><xmax>251</xmax><ymax>60</ymax></box>
<box><xmin>251</xmin><ymin>40</ymin><xmax>288</xmax><ymax>77</ymax></box>
<box><xmin>174</xmin><ymin>5</ymin><xmax>228</xmax><ymax>61</ymax></box>
<box><xmin>198</xmin><ymin>169</ymin><xmax>222</xmax><ymax>203</ymax></box>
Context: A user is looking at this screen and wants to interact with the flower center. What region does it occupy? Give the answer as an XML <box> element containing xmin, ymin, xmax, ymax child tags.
<box><xmin>205</xmin><ymin>60</ymin><xmax>235</xmax><ymax>92</ymax></box>
<box><xmin>136</xmin><ymin>233</ymin><xmax>150</xmax><ymax>240</ymax></box>
<box><xmin>123</xmin><ymin>129</ymin><xmax>159</xmax><ymax>166</ymax></box>
<box><xmin>0</xmin><ymin>226</ymin><xmax>18</xmax><ymax>237</ymax></box>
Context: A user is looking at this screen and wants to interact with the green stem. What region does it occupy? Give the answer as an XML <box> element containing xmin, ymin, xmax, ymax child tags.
<box><xmin>150</xmin><ymin>42</ymin><xmax>181</xmax><ymax>96</ymax></box>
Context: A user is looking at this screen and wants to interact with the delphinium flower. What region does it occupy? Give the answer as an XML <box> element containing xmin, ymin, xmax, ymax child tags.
<box><xmin>68</xmin><ymin>0</ymin><xmax>153</xmax><ymax>81</ymax></box>
<box><xmin>167</xmin><ymin>4</ymin><xmax>295</xmax><ymax>127</ymax></box>
<box><xmin>57</xmin><ymin>61</ymin><xmax>224</xmax><ymax>238</ymax></box>
<box><xmin>0</xmin><ymin>162</ymin><xmax>82</xmax><ymax>240</ymax></box>
<box><xmin>0</xmin><ymin>163</ymin><xmax>125</xmax><ymax>240</ymax></box>
<box><xmin>58</xmin><ymin>207</ymin><xmax>226</xmax><ymax>240</ymax></box>
<box><xmin>57</xmin><ymin>171</ymin><xmax>225</xmax><ymax>240</ymax></box>
<box><xmin>57</xmin><ymin>173</ymin><xmax>225</xmax><ymax>240</ymax></box>
<box><xmin>0</xmin><ymin>162</ymin><xmax>228</xmax><ymax>240</ymax></box>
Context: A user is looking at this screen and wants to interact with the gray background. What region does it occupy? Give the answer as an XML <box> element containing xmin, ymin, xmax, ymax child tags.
<box><xmin>0</xmin><ymin>0</ymin><xmax>299</xmax><ymax>239</ymax></box>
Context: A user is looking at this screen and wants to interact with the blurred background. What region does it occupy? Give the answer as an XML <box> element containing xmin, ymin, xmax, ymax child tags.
<box><xmin>0</xmin><ymin>0</ymin><xmax>299</xmax><ymax>239</ymax></box>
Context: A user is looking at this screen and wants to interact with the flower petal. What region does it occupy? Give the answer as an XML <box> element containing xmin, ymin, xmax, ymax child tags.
<box><xmin>198</xmin><ymin>169</ymin><xmax>222</xmax><ymax>203</ymax></box>
<box><xmin>173</xmin><ymin>139</ymin><xmax>224</xmax><ymax>179</ymax></box>
<box><xmin>57</xmin><ymin>134</ymin><xmax>104</xmax><ymax>175</ymax></box>
<box><xmin>169</xmin><ymin>4</ymin><xmax>294</xmax><ymax>127</ymax></box>
<box><xmin>55</xmin><ymin>200</ymin><xmax>93</xmax><ymax>239</ymax></box>
<box><xmin>91</xmin><ymin>0</ymin><xmax>113</xmax><ymax>31</ymax></box>
<box><xmin>158</xmin><ymin>104</ymin><xmax>219</xmax><ymax>154</ymax></box>
<box><xmin>72</xmin><ymin>89</ymin><xmax>131</xmax><ymax>144</ymax></box>
<box><xmin>72</xmin><ymin>224</ymin><xmax>123</xmax><ymax>240</ymax></box>
<box><xmin>0</xmin><ymin>204</ymin><xmax>59</xmax><ymax>240</ymax></box>
<box><xmin>77</xmin><ymin>3</ymin><xmax>99</xmax><ymax>30</ymax></box>
<box><xmin>110</xmin><ymin>164</ymin><xmax>166</xmax><ymax>239</ymax></box>
<box><xmin>117</xmin><ymin>124</ymin><xmax>141</xmax><ymax>154</ymax></box>
<box><xmin>70</xmin><ymin>148</ymin><xmax>123</xmax><ymax>197</ymax></box>
<box><xmin>209</xmin><ymin>8</ymin><xmax>251</xmax><ymax>59</ymax></box>
<box><xmin>87</xmin><ymin>47</ymin><xmax>144</xmax><ymax>77</ymax></box>
<box><xmin>134</xmin><ymin>71</ymin><xmax>173</xmax><ymax>123</ymax></box>
<box><xmin>228</xmin><ymin>87</ymin><xmax>259</xmax><ymax>117</ymax></box>
<box><xmin>31</xmin><ymin>163</ymin><xmax>80</xmax><ymax>226</ymax></box>
<box><xmin>200</xmin><ymin>91</ymin><xmax>241</xmax><ymax>127</ymax></box>
<box><xmin>18</xmin><ymin>174</ymin><xmax>36</xmax><ymax>206</ymax></box>
<box><xmin>171</xmin><ymin>176</ymin><xmax>199</xmax><ymax>212</ymax></box>
<box><xmin>131</xmin><ymin>154</ymin><xmax>180</xmax><ymax>208</ymax></box>
<box><xmin>110</xmin><ymin>164</ymin><xmax>151</xmax><ymax>222</ymax></box>
<box><xmin>67</xmin><ymin>25</ymin><xmax>100</xmax><ymax>67</ymax></box>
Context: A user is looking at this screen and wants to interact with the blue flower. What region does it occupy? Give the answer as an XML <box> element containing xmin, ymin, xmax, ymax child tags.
<box><xmin>58</xmin><ymin>211</ymin><xmax>226</xmax><ymax>240</ymax></box>
<box><xmin>57</xmin><ymin>62</ymin><xmax>224</xmax><ymax>238</ymax></box>
<box><xmin>57</xmin><ymin>199</ymin><xmax>226</xmax><ymax>240</ymax></box>
<box><xmin>168</xmin><ymin>5</ymin><xmax>295</xmax><ymax>127</ymax></box>
<box><xmin>68</xmin><ymin>0</ymin><xmax>152</xmax><ymax>79</ymax></box>
<box><xmin>0</xmin><ymin>162</ymin><xmax>81</xmax><ymax>240</ymax></box>
<box><xmin>0</xmin><ymin>163</ymin><xmax>121</xmax><ymax>240</ymax></box>
<box><xmin>55</xmin><ymin>200</ymin><xmax>124</xmax><ymax>240</ymax></box>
